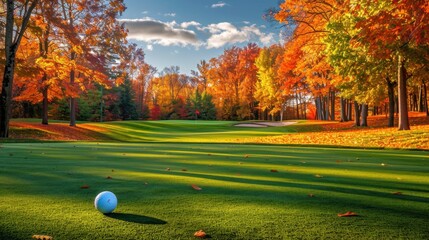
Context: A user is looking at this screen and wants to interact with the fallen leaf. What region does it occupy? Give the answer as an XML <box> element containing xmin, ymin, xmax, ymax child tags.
<box><xmin>191</xmin><ymin>184</ymin><xmax>202</xmax><ymax>191</ymax></box>
<box><xmin>106</xmin><ymin>176</ymin><xmax>112</xmax><ymax>179</ymax></box>
<box><xmin>392</xmin><ymin>192</ymin><xmax>402</xmax><ymax>195</ymax></box>
<box><xmin>336</xmin><ymin>160</ymin><xmax>342</xmax><ymax>163</ymax></box>
<box><xmin>244</xmin><ymin>154</ymin><xmax>249</xmax><ymax>158</ymax></box>
<box><xmin>338</xmin><ymin>211</ymin><xmax>358</xmax><ymax>217</ymax></box>
<box><xmin>80</xmin><ymin>184</ymin><xmax>90</xmax><ymax>189</ymax></box>
<box><xmin>181</xmin><ymin>169</ymin><xmax>187</xmax><ymax>171</ymax></box>
<box><xmin>166</xmin><ymin>168</ymin><xmax>171</xmax><ymax>171</ymax></box>
<box><xmin>32</xmin><ymin>235</ymin><xmax>53</xmax><ymax>240</ymax></box>
<box><xmin>308</xmin><ymin>193</ymin><xmax>315</xmax><ymax>197</ymax></box>
<box><xmin>315</xmin><ymin>174</ymin><xmax>323</xmax><ymax>178</ymax></box>
<box><xmin>381</xmin><ymin>163</ymin><xmax>386</xmax><ymax>166</ymax></box>
<box><xmin>194</xmin><ymin>230</ymin><xmax>207</xmax><ymax>238</ymax></box>
<box><xmin>270</xmin><ymin>169</ymin><xmax>278</xmax><ymax>172</ymax></box>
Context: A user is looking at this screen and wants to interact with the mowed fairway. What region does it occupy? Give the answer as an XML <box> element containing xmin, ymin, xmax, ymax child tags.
<box><xmin>1</xmin><ymin>121</ymin><xmax>429</xmax><ymax>239</ymax></box>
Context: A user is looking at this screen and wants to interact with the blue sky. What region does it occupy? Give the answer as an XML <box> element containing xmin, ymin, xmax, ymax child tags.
<box><xmin>120</xmin><ymin>0</ymin><xmax>282</xmax><ymax>74</ymax></box>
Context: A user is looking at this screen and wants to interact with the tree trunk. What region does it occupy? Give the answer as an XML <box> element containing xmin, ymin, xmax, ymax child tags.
<box><xmin>398</xmin><ymin>55</ymin><xmax>410</xmax><ymax>130</ymax></box>
<box><xmin>412</xmin><ymin>92</ymin><xmax>417</xmax><ymax>112</ymax></box>
<box><xmin>424</xmin><ymin>82</ymin><xmax>429</xmax><ymax>116</ymax></box>
<box><xmin>330</xmin><ymin>90</ymin><xmax>335</xmax><ymax>121</ymax></box>
<box><xmin>315</xmin><ymin>97</ymin><xmax>321</xmax><ymax>120</ymax></box>
<box><xmin>295</xmin><ymin>92</ymin><xmax>299</xmax><ymax>119</ymax></box>
<box><xmin>361</xmin><ymin>104</ymin><xmax>368</xmax><ymax>127</ymax></box>
<box><xmin>324</xmin><ymin>96</ymin><xmax>329</xmax><ymax>121</ymax></box>
<box><xmin>69</xmin><ymin>51</ymin><xmax>76</xmax><ymax>126</ymax></box>
<box><xmin>0</xmin><ymin>0</ymin><xmax>16</xmax><ymax>137</ymax></box>
<box><xmin>418</xmin><ymin>85</ymin><xmax>424</xmax><ymax>112</ymax></box>
<box><xmin>340</xmin><ymin>97</ymin><xmax>348</xmax><ymax>122</ymax></box>
<box><xmin>303</xmin><ymin>100</ymin><xmax>307</xmax><ymax>120</ymax></box>
<box><xmin>0</xmin><ymin>48</ymin><xmax>17</xmax><ymax>137</ymax></box>
<box><xmin>386</xmin><ymin>76</ymin><xmax>396</xmax><ymax>127</ymax></box>
<box><xmin>348</xmin><ymin>100</ymin><xmax>353</xmax><ymax>121</ymax></box>
<box><xmin>41</xmin><ymin>78</ymin><xmax>49</xmax><ymax>125</ymax></box>
<box><xmin>354</xmin><ymin>101</ymin><xmax>361</xmax><ymax>127</ymax></box>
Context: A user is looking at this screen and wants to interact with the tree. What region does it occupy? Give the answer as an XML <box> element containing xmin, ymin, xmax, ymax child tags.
<box><xmin>254</xmin><ymin>45</ymin><xmax>284</xmax><ymax>121</ymax></box>
<box><xmin>187</xmin><ymin>90</ymin><xmax>216</xmax><ymax>120</ymax></box>
<box><xmin>351</xmin><ymin>0</ymin><xmax>429</xmax><ymax>130</ymax></box>
<box><xmin>274</xmin><ymin>0</ymin><xmax>339</xmax><ymax>121</ymax></box>
<box><xmin>56</xmin><ymin>0</ymin><xmax>126</xmax><ymax>126</ymax></box>
<box><xmin>0</xmin><ymin>0</ymin><xmax>39</xmax><ymax>137</ymax></box>
<box><xmin>119</xmin><ymin>77</ymin><xmax>138</xmax><ymax>120</ymax></box>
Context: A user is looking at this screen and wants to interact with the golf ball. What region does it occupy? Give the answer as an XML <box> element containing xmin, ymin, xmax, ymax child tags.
<box><xmin>94</xmin><ymin>191</ymin><xmax>117</xmax><ymax>214</ymax></box>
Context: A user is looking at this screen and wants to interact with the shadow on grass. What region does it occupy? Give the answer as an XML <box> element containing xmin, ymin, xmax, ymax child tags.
<box><xmin>106</xmin><ymin>213</ymin><xmax>167</xmax><ymax>225</ymax></box>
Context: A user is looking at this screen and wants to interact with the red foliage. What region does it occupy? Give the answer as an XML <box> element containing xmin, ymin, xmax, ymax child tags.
<box><xmin>150</xmin><ymin>104</ymin><xmax>161</xmax><ymax>120</ymax></box>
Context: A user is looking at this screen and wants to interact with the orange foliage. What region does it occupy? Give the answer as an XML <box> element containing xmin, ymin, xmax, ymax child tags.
<box><xmin>194</xmin><ymin>230</ymin><xmax>207</xmax><ymax>238</ymax></box>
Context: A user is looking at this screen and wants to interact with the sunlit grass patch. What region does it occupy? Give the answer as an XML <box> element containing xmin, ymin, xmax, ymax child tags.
<box><xmin>0</xmin><ymin>142</ymin><xmax>428</xmax><ymax>239</ymax></box>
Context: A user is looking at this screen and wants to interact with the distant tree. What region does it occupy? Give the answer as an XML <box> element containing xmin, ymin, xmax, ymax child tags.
<box><xmin>187</xmin><ymin>90</ymin><xmax>216</xmax><ymax>120</ymax></box>
<box><xmin>119</xmin><ymin>77</ymin><xmax>138</xmax><ymax>120</ymax></box>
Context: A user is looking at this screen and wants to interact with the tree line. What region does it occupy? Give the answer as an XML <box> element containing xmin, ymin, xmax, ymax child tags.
<box><xmin>1</xmin><ymin>0</ymin><xmax>428</xmax><ymax>138</ymax></box>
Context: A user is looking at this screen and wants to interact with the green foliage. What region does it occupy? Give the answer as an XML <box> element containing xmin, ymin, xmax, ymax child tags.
<box><xmin>187</xmin><ymin>90</ymin><xmax>216</xmax><ymax>120</ymax></box>
<box><xmin>119</xmin><ymin>77</ymin><xmax>138</xmax><ymax>120</ymax></box>
<box><xmin>77</xmin><ymin>89</ymin><xmax>103</xmax><ymax>121</ymax></box>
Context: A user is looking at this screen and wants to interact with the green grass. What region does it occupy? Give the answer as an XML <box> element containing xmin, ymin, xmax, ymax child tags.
<box><xmin>1</xmin><ymin>120</ymin><xmax>429</xmax><ymax>239</ymax></box>
<box><xmin>85</xmin><ymin>120</ymin><xmax>296</xmax><ymax>142</ymax></box>
<box><xmin>1</xmin><ymin>142</ymin><xmax>428</xmax><ymax>239</ymax></box>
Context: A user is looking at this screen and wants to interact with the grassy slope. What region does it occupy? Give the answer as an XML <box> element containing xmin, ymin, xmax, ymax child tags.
<box><xmin>83</xmin><ymin>120</ymin><xmax>294</xmax><ymax>142</ymax></box>
<box><xmin>1</xmin><ymin>119</ymin><xmax>429</xmax><ymax>239</ymax></box>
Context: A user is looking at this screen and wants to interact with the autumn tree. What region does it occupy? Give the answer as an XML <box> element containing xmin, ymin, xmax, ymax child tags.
<box><xmin>274</xmin><ymin>0</ymin><xmax>340</xmax><ymax>121</ymax></box>
<box><xmin>350</xmin><ymin>0</ymin><xmax>429</xmax><ymax>130</ymax></box>
<box><xmin>0</xmin><ymin>0</ymin><xmax>39</xmax><ymax>137</ymax></box>
<box><xmin>204</xmin><ymin>45</ymin><xmax>260</xmax><ymax>120</ymax></box>
<box><xmin>191</xmin><ymin>60</ymin><xmax>210</xmax><ymax>93</ymax></box>
<box><xmin>254</xmin><ymin>45</ymin><xmax>284</xmax><ymax>121</ymax></box>
<box><xmin>236</xmin><ymin>43</ymin><xmax>260</xmax><ymax>120</ymax></box>
<box><xmin>324</xmin><ymin>10</ymin><xmax>396</xmax><ymax>127</ymax></box>
<box><xmin>55</xmin><ymin>0</ymin><xmax>126</xmax><ymax>126</ymax></box>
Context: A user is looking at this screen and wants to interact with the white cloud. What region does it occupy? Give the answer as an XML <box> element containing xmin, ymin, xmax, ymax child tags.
<box><xmin>147</xmin><ymin>44</ymin><xmax>153</xmax><ymax>51</ymax></box>
<box><xmin>142</xmin><ymin>11</ymin><xmax>149</xmax><ymax>15</ymax></box>
<box><xmin>164</xmin><ymin>13</ymin><xmax>176</xmax><ymax>17</ymax></box>
<box><xmin>211</xmin><ymin>1</ymin><xmax>227</xmax><ymax>8</ymax></box>
<box><xmin>204</xmin><ymin>22</ymin><xmax>274</xmax><ymax>49</ymax></box>
<box><xmin>118</xmin><ymin>18</ymin><xmax>201</xmax><ymax>47</ymax></box>
<box><xmin>181</xmin><ymin>21</ymin><xmax>201</xmax><ymax>29</ymax></box>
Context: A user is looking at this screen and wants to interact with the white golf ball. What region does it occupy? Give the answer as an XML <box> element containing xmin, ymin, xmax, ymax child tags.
<box><xmin>94</xmin><ymin>191</ymin><xmax>117</xmax><ymax>214</ymax></box>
